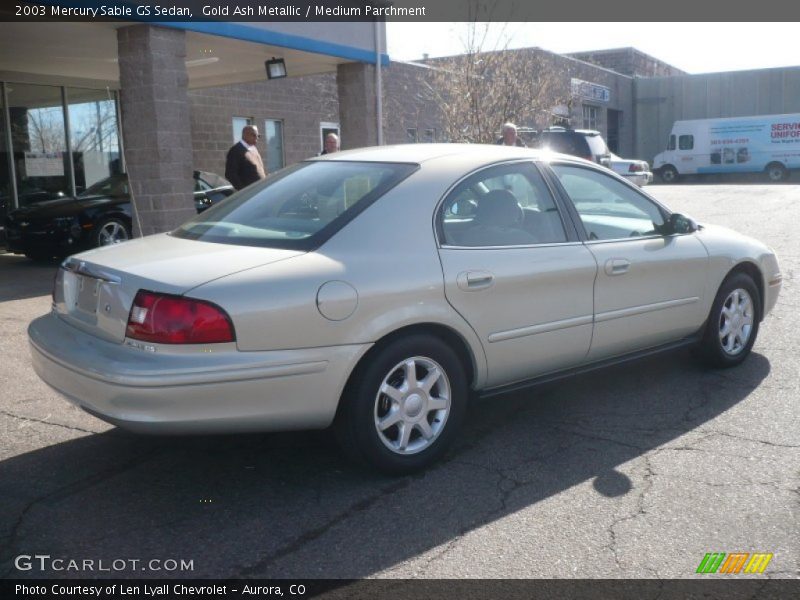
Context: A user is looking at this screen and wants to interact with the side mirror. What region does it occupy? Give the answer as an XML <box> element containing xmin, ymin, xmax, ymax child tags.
<box><xmin>668</xmin><ymin>213</ymin><xmax>698</xmax><ymax>234</ymax></box>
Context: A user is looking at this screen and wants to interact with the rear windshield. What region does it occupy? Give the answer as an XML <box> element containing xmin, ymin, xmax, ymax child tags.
<box><xmin>172</xmin><ymin>161</ymin><xmax>417</xmax><ymax>250</ymax></box>
<box><xmin>585</xmin><ymin>134</ymin><xmax>609</xmax><ymax>156</ymax></box>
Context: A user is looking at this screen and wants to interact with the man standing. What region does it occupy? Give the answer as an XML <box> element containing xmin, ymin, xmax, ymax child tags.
<box><xmin>321</xmin><ymin>132</ymin><xmax>340</xmax><ymax>155</ymax></box>
<box><xmin>225</xmin><ymin>125</ymin><xmax>266</xmax><ymax>190</ymax></box>
<box><xmin>496</xmin><ymin>122</ymin><xmax>527</xmax><ymax>147</ymax></box>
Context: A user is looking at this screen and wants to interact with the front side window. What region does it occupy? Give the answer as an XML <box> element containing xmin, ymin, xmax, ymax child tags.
<box><xmin>679</xmin><ymin>135</ymin><xmax>694</xmax><ymax>150</ymax></box>
<box><xmin>173</xmin><ymin>161</ymin><xmax>417</xmax><ymax>250</ymax></box>
<box><xmin>551</xmin><ymin>164</ymin><xmax>665</xmax><ymax>241</ymax></box>
<box><xmin>439</xmin><ymin>162</ymin><xmax>566</xmax><ymax>247</ymax></box>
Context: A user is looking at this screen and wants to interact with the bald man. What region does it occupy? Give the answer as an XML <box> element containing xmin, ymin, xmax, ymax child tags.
<box><xmin>225</xmin><ymin>125</ymin><xmax>266</xmax><ymax>190</ymax></box>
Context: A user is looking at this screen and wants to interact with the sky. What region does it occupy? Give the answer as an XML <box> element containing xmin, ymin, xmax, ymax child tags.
<box><xmin>386</xmin><ymin>22</ymin><xmax>800</xmax><ymax>75</ymax></box>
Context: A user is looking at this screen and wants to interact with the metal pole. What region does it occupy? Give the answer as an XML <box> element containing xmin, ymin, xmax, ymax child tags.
<box><xmin>62</xmin><ymin>87</ymin><xmax>76</xmax><ymax>197</ymax></box>
<box><xmin>374</xmin><ymin>19</ymin><xmax>384</xmax><ymax>146</ymax></box>
<box><xmin>2</xmin><ymin>81</ymin><xmax>19</xmax><ymax>210</ymax></box>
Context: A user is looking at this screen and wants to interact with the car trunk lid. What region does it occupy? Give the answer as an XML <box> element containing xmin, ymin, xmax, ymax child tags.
<box><xmin>53</xmin><ymin>233</ymin><xmax>302</xmax><ymax>344</ymax></box>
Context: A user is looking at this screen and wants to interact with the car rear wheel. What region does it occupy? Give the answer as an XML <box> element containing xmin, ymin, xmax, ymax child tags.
<box><xmin>95</xmin><ymin>218</ymin><xmax>131</xmax><ymax>247</ymax></box>
<box><xmin>694</xmin><ymin>273</ymin><xmax>760</xmax><ymax>368</ymax></box>
<box><xmin>660</xmin><ymin>165</ymin><xmax>679</xmax><ymax>184</ymax></box>
<box><xmin>765</xmin><ymin>162</ymin><xmax>788</xmax><ymax>182</ymax></box>
<box><xmin>335</xmin><ymin>334</ymin><xmax>468</xmax><ymax>474</ymax></box>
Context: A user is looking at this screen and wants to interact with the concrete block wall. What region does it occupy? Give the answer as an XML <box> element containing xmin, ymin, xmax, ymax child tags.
<box><xmin>569</xmin><ymin>48</ymin><xmax>686</xmax><ymax>78</ymax></box>
<box><xmin>634</xmin><ymin>66</ymin><xmax>800</xmax><ymax>163</ymax></box>
<box><xmin>118</xmin><ymin>25</ymin><xmax>196</xmax><ymax>236</ymax></box>
<box><xmin>187</xmin><ymin>73</ymin><xmax>339</xmax><ymax>177</ymax></box>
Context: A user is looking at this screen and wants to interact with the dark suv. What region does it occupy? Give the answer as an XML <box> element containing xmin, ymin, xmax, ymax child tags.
<box><xmin>536</xmin><ymin>127</ymin><xmax>611</xmax><ymax>166</ymax></box>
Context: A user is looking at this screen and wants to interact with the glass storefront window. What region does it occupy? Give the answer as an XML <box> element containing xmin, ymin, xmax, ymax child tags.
<box><xmin>8</xmin><ymin>83</ymin><xmax>69</xmax><ymax>206</ymax></box>
<box><xmin>67</xmin><ymin>88</ymin><xmax>120</xmax><ymax>193</ymax></box>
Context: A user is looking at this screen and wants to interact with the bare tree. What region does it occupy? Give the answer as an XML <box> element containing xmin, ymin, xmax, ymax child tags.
<box><xmin>69</xmin><ymin>101</ymin><xmax>118</xmax><ymax>154</ymax></box>
<box><xmin>422</xmin><ymin>22</ymin><xmax>571</xmax><ymax>144</ymax></box>
<box><xmin>23</xmin><ymin>107</ymin><xmax>65</xmax><ymax>153</ymax></box>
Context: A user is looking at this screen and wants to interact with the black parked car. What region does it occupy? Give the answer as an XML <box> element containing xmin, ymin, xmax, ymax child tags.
<box><xmin>4</xmin><ymin>171</ymin><xmax>233</xmax><ymax>260</ymax></box>
<box><xmin>535</xmin><ymin>127</ymin><xmax>612</xmax><ymax>166</ymax></box>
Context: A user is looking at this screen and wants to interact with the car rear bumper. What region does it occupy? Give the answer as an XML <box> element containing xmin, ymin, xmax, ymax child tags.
<box><xmin>621</xmin><ymin>172</ymin><xmax>653</xmax><ymax>186</ymax></box>
<box><xmin>29</xmin><ymin>312</ymin><xmax>369</xmax><ymax>434</ymax></box>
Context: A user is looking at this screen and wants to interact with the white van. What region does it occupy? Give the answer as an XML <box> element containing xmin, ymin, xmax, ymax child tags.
<box><xmin>653</xmin><ymin>114</ymin><xmax>800</xmax><ymax>182</ymax></box>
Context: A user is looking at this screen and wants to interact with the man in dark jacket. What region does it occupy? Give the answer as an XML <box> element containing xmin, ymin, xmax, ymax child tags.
<box><xmin>225</xmin><ymin>125</ymin><xmax>266</xmax><ymax>190</ymax></box>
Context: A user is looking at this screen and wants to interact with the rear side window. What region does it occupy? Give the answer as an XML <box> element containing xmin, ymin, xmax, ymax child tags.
<box><xmin>541</xmin><ymin>133</ymin><xmax>591</xmax><ymax>158</ymax></box>
<box><xmin>679</xmin><ymin>135</ymin><xmax>694</xmax><ymax>150</ymax></box>
<box><xmin>173</xmin><ymin>161</ymin><xmax>417</xmax><ymax>250</ymax></box>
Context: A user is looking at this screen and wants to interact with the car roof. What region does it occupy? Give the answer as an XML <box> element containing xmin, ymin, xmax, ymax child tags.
<box><xmin>310</xmin><ymin>143</ymin><xmax>570</xmax><ymax>165</ymax></box>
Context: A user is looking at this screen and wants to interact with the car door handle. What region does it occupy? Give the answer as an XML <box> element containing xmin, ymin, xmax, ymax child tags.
<box><xmin>604</xmin><ymin>258</ymin><xmax>631</xmax><ymax>276</ymax></box>
<box><xmin>457</xmin><ymin>270</ymin><xmax>495</xmax><ymax>291</ymax></box>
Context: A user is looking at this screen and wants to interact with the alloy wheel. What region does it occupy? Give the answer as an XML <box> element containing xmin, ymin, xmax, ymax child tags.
<box><xmin>373</xmin><ymin>356</ymin><xmax>451</xmax><ymax>455</ymax></box>
<box><xmin>718</xmin><ymin>288</ymin><xmax>754</xmax><ymax>356</ymax></box>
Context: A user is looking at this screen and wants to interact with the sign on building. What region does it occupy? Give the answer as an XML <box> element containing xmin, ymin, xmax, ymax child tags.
<box><xmin>571</xmin><ymin>78</ymin><xmax>611</xmax><ymax>103</ymax></box>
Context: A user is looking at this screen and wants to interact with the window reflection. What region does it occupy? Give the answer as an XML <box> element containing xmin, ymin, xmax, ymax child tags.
<box><xmin>8</xmin><ymin>83</ymin><xmax>69</xmax><ymax>206</ymax></box>
<box><xmin>67</xmin><ymin>88</ymin><xmax>120</xmax><ymax>193</ymax></box>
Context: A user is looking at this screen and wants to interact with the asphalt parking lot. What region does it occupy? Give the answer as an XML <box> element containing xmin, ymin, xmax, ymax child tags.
<box><xmin>0</xmin><ymin>183</ymin><xmax>797</xmax><ymax>580</ymax></box>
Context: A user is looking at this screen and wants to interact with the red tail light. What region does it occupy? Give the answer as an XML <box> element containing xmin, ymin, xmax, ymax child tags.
<box><xmin>126</xmin><ymin>290</ymin><xmax>235</xmax><ymax>344</ymax></box>
<box><xmin>629</xmin><ymin>163</ymin><xmax>645</xmax><ymax>173</ymax></box>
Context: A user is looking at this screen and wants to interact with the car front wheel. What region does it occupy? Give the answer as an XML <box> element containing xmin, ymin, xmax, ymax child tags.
<box><xmin>660</xmin><ymin>165</ymin><xmax>679</xmax><ymax>184</ymax></box>
<box><xmin>335</xmin><ymin>334</ymin><xmax>468</xmax><ymax>474</ymax></box>
<box><xmin>695</xmin><ymin>272</ymin><xmax>760</xmax><ymax>368</ymax></box>
<box><xmin>765</xmin><ymin>162</ymin><xmax>788</xmax><ymax>182</ymax></box>
<box><xmin>95</xmin><ymin>218</ymin><xmax>131</xmax><ymax>247</ymax></box>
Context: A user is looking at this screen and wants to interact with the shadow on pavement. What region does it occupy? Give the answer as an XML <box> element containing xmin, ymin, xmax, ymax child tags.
<box><xmin>0</xmin><ymin>349</ymin><xmax>771</xmax><ymax>579</ymax></box>
<box><xmin>0</xmin><ymin>253</ymin><xmax>59</xmax><ymax>302</ymax></box>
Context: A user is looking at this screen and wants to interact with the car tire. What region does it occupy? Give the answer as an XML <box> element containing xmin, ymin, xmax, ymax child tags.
<box><xmin>765</xmin><ymin>162</ymin><xmax>788</xmax><ymax>183</ymax></box>
<box><xmin>335</xmin><ymin>334</ymin><xmax>469</xmax><ymax>474</ymax></box>
<box><xmin>694</xmin><ymin>272</ymin><xmax>761</xmax><ymax>368</ymax></box>
<box><xmin>94</xmin><ymin>217</ymin><xmax>131</xmax><ymax>247</ymax></box>
<box><xmin>660</xmin><ymin>165</ymin><xmax>679</xmax><ymax>184</ymax></box>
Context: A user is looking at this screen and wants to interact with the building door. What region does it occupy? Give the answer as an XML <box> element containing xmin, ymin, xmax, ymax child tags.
<box><xmin>607</xmin><ymin>109</ymin><xmax>621</xmax><ymax>154</ymax></box>
<box><xmin>320</xmin><ymin>121</ymin><xmax>339</xmax><ymax>153</ymax></box>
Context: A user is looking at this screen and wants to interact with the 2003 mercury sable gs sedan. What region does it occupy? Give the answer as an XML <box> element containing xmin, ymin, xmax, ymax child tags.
<box><xmin>29</xmin><ymin>145</ymin><xmax>782</xmax><ymax>473</ymax></box>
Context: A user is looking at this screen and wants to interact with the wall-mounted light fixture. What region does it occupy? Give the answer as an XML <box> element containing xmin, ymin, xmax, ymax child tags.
<box><xmin>265</xmin><ymin>57</ymin><xmax>287</xmax><ymax>80</ymax></box>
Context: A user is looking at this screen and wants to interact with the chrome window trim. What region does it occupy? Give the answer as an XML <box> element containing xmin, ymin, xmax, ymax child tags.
<box><xmin>582</xmin><ymin>234</ymin><xmax>667</xmax><ymax>245</ymax></box>
<box><xmin>439</xmin><ymin>240</ymin><xmax>586</xmax><ymax>251</ymax></box>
